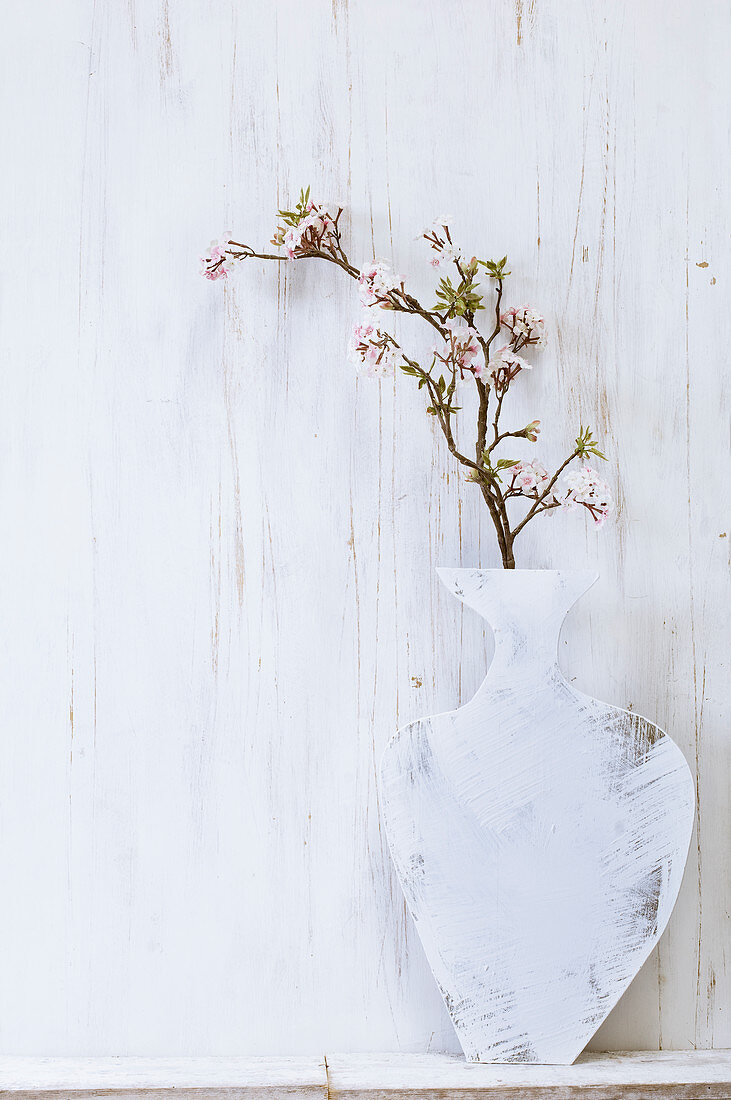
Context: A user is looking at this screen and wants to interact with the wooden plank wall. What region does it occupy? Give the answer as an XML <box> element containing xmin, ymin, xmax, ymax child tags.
<box><xmin>0</xmin><ymin>0</ymin><xmax>727</xmax><ymax>1057</ymax></box>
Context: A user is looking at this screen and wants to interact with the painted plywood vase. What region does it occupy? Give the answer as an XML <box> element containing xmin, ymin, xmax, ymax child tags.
<box><xmin>380</xmin><ymin>569</ymin><xmax>695</xmax><ymax>1065</ymax></box>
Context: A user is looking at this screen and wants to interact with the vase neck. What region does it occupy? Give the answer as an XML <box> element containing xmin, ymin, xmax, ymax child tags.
<box><xmin>437</xmin><ymin>568</ymin><xmax>598</xmax><ymax>682</ymax></box>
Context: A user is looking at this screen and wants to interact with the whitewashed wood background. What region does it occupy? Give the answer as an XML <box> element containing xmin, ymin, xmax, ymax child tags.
<box><xmin>0</xmin><ymin>0</ymin><xmax>727</xmax><ymax>1058</ymax></box>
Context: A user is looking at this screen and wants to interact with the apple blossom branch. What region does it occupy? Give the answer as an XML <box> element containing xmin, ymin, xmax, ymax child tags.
<box><xmin>201</xmin><ymin>188</ymin><xmax>613</xmax><ymax>569</ymax></box>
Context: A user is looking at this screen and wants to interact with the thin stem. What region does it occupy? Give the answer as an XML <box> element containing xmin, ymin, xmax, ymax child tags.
<box><xmin>478</xmin><ymin>481</ymin><xmax>513</xmax><ymax>568</ymax></box>
<box><xmin>232</xmin><ymin>241</ymin><xmax>450</xmax><ymax>344</ymax></box>
<box><xmin>228</xmin><ymin>245</ymin><xmax>361</xmax><ymax>281</ymax></box>
<box><xmin>216</xmin><ymin>232</ymin><xmax>575</xmax><ymax>570</ymax></box>
<box><xmin>421</xmin><ymin>375</ymin><xmax>481</xmax><ymax>473</ymax></box>
<box><xmin>487</xmin><ymin>279</ymin><xmax>504</xmax><ymax>357</ymax></box>
<box><xmin>496</xmin><ymin>492</ymin><xmax>514</xmax><ymax>561</ymax></box>
<box><xmin>475</xmin><ymin>279</ymin><xmax>503</xmax><ymax>458</ymax></box>
<box><xmin>481</xmin><ymin>279</ymin><xmax>517</xmax><ymax>561</ymax></box>
<box><xmin>490</xmin><ymin>389</ymin><xmax>507</xmax><ymax>451</ymax></box>
<box><xmin>415</xmin><ymin>362</ymin><xmax>511</xmax><ymax>566</ymax></box>
<box><xmin>492</xmin><ymin>428</ymin><xmax>532</xmax><ymax>447</ymax></box>
<box><xmin>475</xmin><ymin>378</ymin><xmax>490</xmax><ymax>460</ymax></box>
<box><xmin>511</xmin><ymin>448</ymin><xmax>580</xmax><ymax>540</ymax></box>
<box><xmin>389</xmin><ymin>288</ymin><xmax>447</xmax><ymax>338</ymax></box>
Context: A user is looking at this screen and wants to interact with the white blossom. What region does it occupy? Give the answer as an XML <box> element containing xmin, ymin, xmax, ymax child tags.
<box><xmin>507</xmin><ymin>459</ymin><xmax>550</xmax><ymax>494</ymax></box>
<box><xmin>348</xmin><ymin>318</ymin><xmax>397</xmax><ymax>377</ymax></box>
<box><xmin>200</xmin><ymin>239</ymin><xmax>235</xmax><ymax>280</ymax></box>
<box><xmin>487</xmin><ymin>345</ymin><xmax>532</xmax><ymax>389</ymax></box>
<box><xmin>560</xmin><ymin>465</ymin><xmax>613</xmax><ymax>527</ymax></box>
<box><xmin>436</xmin><ymin>317</ymin><xmax>481</xmax><ymax>375</ymax></box>
<box><xmin>501</xmin><ymin>306</ymin><xmax>547</xmax><ymax>348</ymax></box>
<box><xmin>358</xmin><ymin>260</ymin><xmax>401</xmax><ymax>307</ymax></box>
<box><xmin>282</xmin><ymin>209</ymin><xmax>337</xmax><ymax>259</ymax></box>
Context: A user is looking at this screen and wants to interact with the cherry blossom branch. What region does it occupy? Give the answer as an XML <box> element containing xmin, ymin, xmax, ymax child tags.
<box><xmin>510</xmin><ymin>449</ymin><xmax>581</xmax><ymax>540</ymax></box>
<box><xmin>201</xmin><ymin>194</ymin><xmax>614</xmax><ymax>567</ymax></box>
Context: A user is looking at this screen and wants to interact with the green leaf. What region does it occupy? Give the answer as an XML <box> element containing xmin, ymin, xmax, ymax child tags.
<box><xmin>575</xmin><ymin>424</ymin><xmax>607</xmax><ymax>461</ymax></box>
<box><xmin>478</xmin><ymin>255</ymin><xmax>511</xmax><ymax>279</ymax></box>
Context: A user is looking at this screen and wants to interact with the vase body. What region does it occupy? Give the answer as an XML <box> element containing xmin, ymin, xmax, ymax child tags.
<box><xmin>380</xmin><ymin>569</ymin><xmax>695</xmax><ymax>1065</ymax></box>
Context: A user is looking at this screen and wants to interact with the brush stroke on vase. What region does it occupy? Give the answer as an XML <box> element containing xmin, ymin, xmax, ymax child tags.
<box><xmin>201</xmin><ymin>194</ymin><xmax>695</xmax><ymax>1064</ymax></box>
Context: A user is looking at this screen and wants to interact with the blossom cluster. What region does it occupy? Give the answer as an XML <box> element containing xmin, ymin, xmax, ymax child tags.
<box><xmin>200</xmin><ymin>198</ymin><xmax>615</xmax><ymax>555</ymax></box>
<box><xmin>561</xmin><ymin>464</ymin><xmax>614</xmax><ymax>526</ymax></box>
<box><xmin>501</xmin><ymin>306</ymin><xmax>546</xmax><ymax>349</ymax></box>
<box><xmin>486</xmin><ymin>346</ymin><xmax>532</xmax><ymax>391</ymax></box>
<box><xmin>273</xmin><ymin>201</ymin><xmax>339</xmax><ymax>260</ymax></box>
<box><xmin>507</xmin><ymin>459</ymin><xmax>549</xmax><ymax>493</ymax></box>
<box><xmin>358</xmin><ymin>261</ymin><xmax>402</xmax><ymax>307</ymax></box>
<box><xmin>505</xmin><ymin>460</ymin><xmax>613</xmax><ymax>526</ymax></box>
<box><xmin>422</xmin><ymin>217</ymin><xmax>462</xmax><ymax>268</ymax></box>
<box><xmin>435</xmin><ymin>317</ymin><xmax>481</xmax><ymax>375</ymax></box>
<box><xmin>347</xmin><ymin>319</ymin><xmax>397</xmax><ymax>378</ymax></box>
<box><xmin>200</xmin><ymin>239</ymin><xmax>235</xmax><ymax>281</ymax></box>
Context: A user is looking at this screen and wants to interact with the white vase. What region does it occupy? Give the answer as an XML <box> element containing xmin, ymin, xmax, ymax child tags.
<box><xmin>380</xmin><ymin>569</ymin><xmax>695</xmax><ymax>1064</ymax></box>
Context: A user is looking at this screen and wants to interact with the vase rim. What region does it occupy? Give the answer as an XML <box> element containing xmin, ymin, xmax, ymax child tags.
<box><xmin>436</xmin><ymin>566</ymin><xmax>599</xmax><ymax>577</ymax></box>
<box><xmin>436</xmin><ymin>567</ymin><xmax>599</xmax><ymax>622</ymax></box>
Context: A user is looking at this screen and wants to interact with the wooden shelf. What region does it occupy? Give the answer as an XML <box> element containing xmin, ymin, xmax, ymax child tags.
<box><xmin>326</xmin><ymin>1051</ymin><xmax>731</xmax><ymax>1098</ymax></box>
<box><xmin>0</xmin><ymin>1051</ymin><xmax>727</xmax><ymax>1100</ymax></box>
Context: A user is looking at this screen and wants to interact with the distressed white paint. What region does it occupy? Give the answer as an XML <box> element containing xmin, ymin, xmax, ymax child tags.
<box><xmin>0</xmin><ymin>1058</ymin><xmax>328</xmax><ymax>1100</ymax></box>
<box><xmin>0</xmin><ymin>0</ymin><xmax>728</xmax><ymax>1059</ymax></box>
<box><xmin>381</xmin><ymin>570</ymin><xmax>695</xmax><ymax>1063</ymax></box>
<box><xmin>325</xmin><ymin>1050</ymin><xmax>731</xmax><ymax>1099</ymax></box>
<box><xmin>0</xmin><ymin>1053</ymin><xmax>728</xmax><ymax>1100</ymax></box>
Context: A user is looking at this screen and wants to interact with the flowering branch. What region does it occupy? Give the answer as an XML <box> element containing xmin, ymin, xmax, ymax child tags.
<box><xmin>201</xmin><ymin>192</ymin><xmax>614</xmax><ymax>568</ymax></box>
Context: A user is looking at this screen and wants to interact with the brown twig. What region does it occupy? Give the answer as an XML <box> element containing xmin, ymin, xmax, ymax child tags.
<box><xmin>210</xmin><ymin>220</ymin><xmax>597</xmax><ymax>569</ymax></box>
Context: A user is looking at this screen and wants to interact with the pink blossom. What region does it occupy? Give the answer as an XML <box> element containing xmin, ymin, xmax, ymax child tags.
<box><xmin>348</xmin><ymin>318</ymin><xmax>397</xmax><ymax>377</ymax></box>
<box><xmin>524</xmin><ymin>419</ymin><xmax>541</xmax><ymax>442</ymax></box>
<box><xmin>282</xmin><ymin>209</ymin><xmax>336</xmax><ymax>260</ymax></box>
<box><xmin>422</xmin><ymin>216</ymin><xmax>462</xmax><ymax>265</ymax></box>
<box><xmin>200</xmin><ymin>239</ymin><xmax>235</xmax><ymax>280</ymax></box>
<box><xmin>358</xmin><ymin>260</ymin><xmax>401</xmax><ymax>307</ymax></box>
<box><xmin>560</xmin><ymin>465</ymin><xmax>613</xmax><ymax>527</ymax></box>
<box><xmin>488</xmin><ymin>345</ymin><xmax>532</xmax><ymax>390</ymax></box>
<box><xmin>507</xmin><ymin>459</ymin><xmax>549</xmax><ymax>494</ymax></box>
<box><xmin>435</xmin><ymin>317</ymin><xmax>481</xmax><ymax>377</ymax></box>
<box><xmin>429</xmin><ymin>240</ymin><xmax>463</xmax><ymax>265</ymax></box>
<box><xmin>501</xmin><ymin>306</ymin><xmax>546</xmax><ymax>348</ymax></box>
<box><xmin>270</xmin><ymin>199</ymin><xmax>339</xmax><ymax>260</ymax></box>
<box><xmin>282</xmin><ymin>226</ymin><xmax>300</xmax><ymax>259</ymax></box>
<box><xmin>446</xmin><ymin>318</ymin><xmax>480</xmax><ymax>369</ymax></box>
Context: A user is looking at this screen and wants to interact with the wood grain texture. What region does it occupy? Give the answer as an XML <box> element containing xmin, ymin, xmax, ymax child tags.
<box><xmin>0</xmin><ymin>1058</ymin><xmax>328</xmax><ymax>1100</ymax></box>
<box><xmin>0</xmin><ymin>0</ymin><xmax>727</xmax><ymax>1058</ymax></box>
<box><xmin>325</xmin><ymin>1051</ymin><xmax>731</xmax><ymax>1099</ymax></box>
<box><xmin>0</xmin><ymin>1054</ymin><xmax>728</xmax><ymax>1100</ymax></box>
